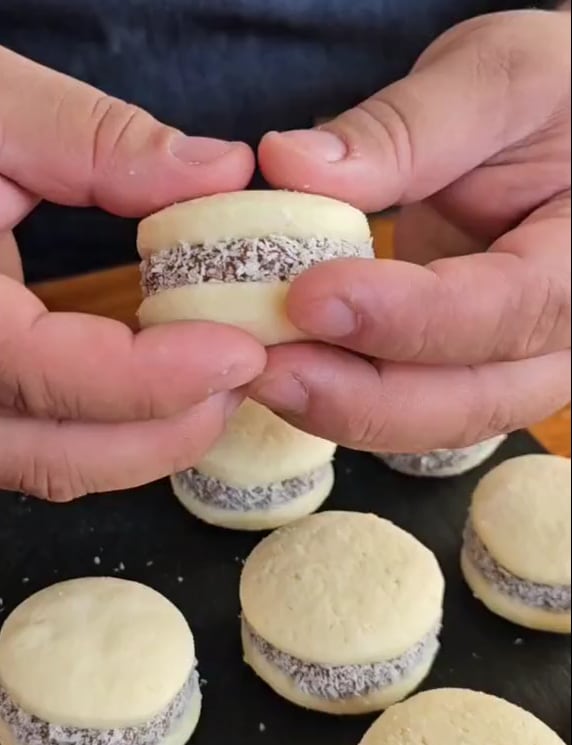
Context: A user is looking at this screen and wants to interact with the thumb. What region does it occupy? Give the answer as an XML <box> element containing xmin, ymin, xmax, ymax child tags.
<box><xmin>258</xmin><ymin>10</ymin><xmax>570</xmax><ymax>212</ymax></box>
<box><xmin>0</xmin><ymin>47</ymin><xmax>255</xmax><ymax>219</ymax></box>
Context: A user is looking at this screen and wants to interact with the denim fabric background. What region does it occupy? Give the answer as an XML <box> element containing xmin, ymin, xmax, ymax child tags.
<box><xmin>0</xmin><ymin>0</ymin><xmax>550</xmax><ymax>280</ymax></box>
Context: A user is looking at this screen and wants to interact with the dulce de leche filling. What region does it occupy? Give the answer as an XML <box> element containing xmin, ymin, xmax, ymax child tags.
<box><xmin>140</xmin><ymin>235</ymin><xmax>374</xmax><ymax>296</ymax></box>
<box><xmin>0</xmin><ymin>667</ymin><xmax>199</xmax><ymax>745</ymax></box>
<box><xmin>464</xmin><ymin>522</ymin><xmax>571</xmax><ymax>612</ymax></box>
<box><xmin>174</xmin><ymin>464</ymin><xmax>331</xmax><ymax>512</ymax></box>
<box><xmin>244</xmin><ymin>621</ymin><xmax>440</xmax><ymax>701</ymax></box>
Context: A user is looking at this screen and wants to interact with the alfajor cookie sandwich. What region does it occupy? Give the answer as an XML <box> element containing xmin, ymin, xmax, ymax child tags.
<box><xmin>240</xmin><ymin>511</ymin><xmax>445</xmax><ymax>714</ymax></box>
<box><xmin>137</xmin><ymin>190</ymin><xmax>374</xmax><ymax>345</ymax></box>
<box><xmin>462</xmin><ymin>454</ymin><xmax>571</xmax><ymax>634</ymax></box>
<box><xmin>360</xmin><ymin>688</ymin><xmax>565</xmax><ymax>745</ymax></box>
<box><xmin>172</xmin><ymin>399</ymin><xmax>336</xmax><ymax>531</ymax></box>
<box><xmin>0</xmin><ymin>578</ymin><xmax>201</xmax><ymax>745</ymax></box>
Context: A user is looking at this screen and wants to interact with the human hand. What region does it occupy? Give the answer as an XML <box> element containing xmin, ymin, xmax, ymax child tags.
<box><xmin>0</xmin><ymin>47</ymin><xmax>265</xmax><ymax>501</ymax></box>
<box><xmin>251</xmin><ymin>9</ymin><xmax>571</xmax><ymax>452</ymax></box>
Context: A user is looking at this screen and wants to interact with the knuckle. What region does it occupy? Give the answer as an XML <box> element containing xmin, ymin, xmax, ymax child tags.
<box><xmin>519</xmin><ymin>274</ymin><xmax>571</xmax><ymax>358</ymax></box>
<box><xmin>0</xmin><ymin>347</ymin><xmax>27</xmax><ymax>415</ymax></box>
<box><xmin>465</xmin><ymin>365</ymin><xmax>515</xmax><ymax>443</ymax></box>
<box><xmin>356</xmin><ymin>95</ymin><xmax>415</xmax><ymax>182</ymax></box>
<box><xmin>4</xmin><ymin>379</ymin><xmax>27</xmax><ymax>415</ymax></box>
<box><xmin>345</xmin><ymin>390</ymin><xmax>390</xmax><ymax>450</ymax></box>
<box><xmin>88</xmin><ymin>95</ymin><xmax>150</xmax><ymax>174</ymax></box>
<box><xmin>472</xmin><ymin>32</ymin><xmax>522</xmax><ymax>88</ymax></box>
<box><xmin>407</xmin><ymin>312</ymin><xmax>433</xmax><ymax>363</ymax></box>
<box><xmin>1</xmin><ymin>367</ymin><xmax>76</xmax><ymax>420</ymax></box>
<box><xmin>19</xmin><ymin>442</ymin><xmax>88</xmax><ymax>503</ymax></box>
<box><xmin>480</xmin><ymin>397</ymin><xmax>515</xmax><ymax>441</ymax></box>
<box><xmin>351</xmin><ymin>415</ymin><xmax>388</xmax><ymax>451</ymax></box>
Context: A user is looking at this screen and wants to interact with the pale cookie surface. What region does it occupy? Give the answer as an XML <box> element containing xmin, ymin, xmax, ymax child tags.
<box><xmin>137</xmin><ymin>190</ymin><xmax>371</xmax><ymax>257</ymax></box>
<box><xmin>470</xmin><ymin>455</ymin><xmax>571</xmax><ymax>585</ymax></box>
<box><xmin>240</xmin><ymin>511</ymin><xmax>444</xmax><ymax>665</ymax></box>
<box><xmin>172</xmin><ymin>463</ymin><xmax>335</xmax><ymax>532</ymax></box>
<box><xmin>0</xmin><ymin>578</ymin><xmax>194</xmax><ymax>729</ymax></box>
<box><xmin>359</xmin><ymin>688</ymin><xmax>565</xmax><ymax>744</ymax></box>
<box><xmin>161</xmin><ymin>691</ymin><xmax>202</xmax><ymax>745</ymax></box>
<box><xmin>137</xmin><ymin>282</ymin><xmax>306</xmax><ymax>346</ymax></box>
<box><xmin>197</xmin><ymin>399</ymin><xmax>336</xmax><ymax>487</ymax></box>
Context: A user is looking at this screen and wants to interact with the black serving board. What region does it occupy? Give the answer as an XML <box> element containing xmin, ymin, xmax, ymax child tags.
<box><xmin>1</xmin><ymin>431</ymin><xmax>570</xmax><ymax>744</ymax></box>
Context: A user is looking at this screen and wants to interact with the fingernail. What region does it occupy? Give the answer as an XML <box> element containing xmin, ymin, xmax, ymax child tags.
<box><xmin>276</xmin><ymin>129</ymin><xmax>347</xmax><ymax>162</ymax></box>
<box><xmin>252</xmin><ymin>373</ymin><xmax>308</xmax><ymax>415</ymax></box>
<box><xmin>170</xmin><ymin>135</ymin><xmax>235</xmax><ymax>164</ymax></box>
<box><xmin>301</xmin><ymin>298</ymin><xmax>357</xmax><ymax>338</ymax></box>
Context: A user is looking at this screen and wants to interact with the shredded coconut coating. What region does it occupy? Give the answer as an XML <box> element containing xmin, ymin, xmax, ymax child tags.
<box><xmin>140</xmin><ymin>235</ymin><xmax>374</xmax><ymax>296</ymax></box>
<box><xmin>464</xmin><ymin>522</ymin><xmax>571</xmax><ymax>612</ymax></box>
<box><xmin>174</xmin><ymin>464</ymin><xmax>330</xmax><ymax>512</ymax></box>
<box><xmin>245</xmin><ymin>623</ymin><xmax>440</xmax><ymax>701</ymax></box>
<box><xmin>379</xmin><ymin>440</ymin><xmax>502</xmax><ymax>477</ymax></box>
<box><xmin>0</xmin><ymin>667</ymin><xmax>199</xmax><ymax>745</ymax></box>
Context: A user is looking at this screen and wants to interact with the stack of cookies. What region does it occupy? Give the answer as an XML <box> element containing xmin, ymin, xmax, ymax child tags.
<box><xmin>136</xmin><ymin>189</ymin><xmax>376</xmax><ymax>531</ymax></box>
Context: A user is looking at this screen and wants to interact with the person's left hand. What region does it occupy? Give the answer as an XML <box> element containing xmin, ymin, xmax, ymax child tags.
<box><xmin>250</xmin><ymin>8</ymin><xmax>571</xmax><ymax>453</ymax></box>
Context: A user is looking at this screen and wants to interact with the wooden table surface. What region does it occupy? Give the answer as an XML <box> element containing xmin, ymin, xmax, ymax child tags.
<box><xmin>31</xmin><ymin>216</ymin><xmax>571</xmax><ymax>458</ymax></box>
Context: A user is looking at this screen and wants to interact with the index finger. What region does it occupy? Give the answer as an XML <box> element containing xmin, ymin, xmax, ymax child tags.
<box><xmin>0</xmin><ymin>46</ymin><xmax>254</xmax><ymax>217</ymax></box>
<box><xmin>0</xmin><ymin>393</ymin><xmax>240</xmax><ymax>501</ymax></box>
<box><xmin>0</xmin><ymin>276</ymin><xmax>266</xmax><ymax>422</ymax></box>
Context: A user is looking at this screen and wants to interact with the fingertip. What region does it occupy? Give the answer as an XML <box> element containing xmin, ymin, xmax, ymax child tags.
<box><xmin>249</xmin><ymin>342</ymin><xmax>383</xmax><ymax>447</ymax></box>
<box><xmin>258</xmin><ymin>129</ymin><xmax>391</xmax><ymax>212</ymax></box>
<box><xmin>182</xmin><ymin>139</ymin><xmax>256</xmax><ymax>194</ymax></box>
<box><xmin>258</xmin><ymin>131</ymin><xmax>312</xmax><ymax>191</ymax></box>
<box><xmin>286</xmin><ymin>260</ymin><xmax>346</xmax><ymax>309</ymax></box>
<box><xmin>285</xmin><ymin>259</ymin><xmax>382</xmax><ymax>338</ymax></box>
<box><xmin>99</xmin><ymin>136</ymin><xmax>257</xmax><ymax>218</ymax></box>
<box><xmin>249</xmin><ymin>342</ymin><xmax>355</xmax><ymax>408</ymax></box>
<box><xmin>258</xmin><ymin>130</ymin><xmax>350</xmax><ymax>197</ymax></box>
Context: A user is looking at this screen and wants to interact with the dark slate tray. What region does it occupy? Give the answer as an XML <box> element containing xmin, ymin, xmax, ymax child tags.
<box><xmin>1</xmin><ymin>431</ymin><xmax>570</xmax><ymax>744</ymax></box>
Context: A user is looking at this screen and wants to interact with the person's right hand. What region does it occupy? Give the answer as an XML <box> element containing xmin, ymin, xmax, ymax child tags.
<box><xmin>0</xmin><ymin>47</ymin><xmax>265</xmax><ymax>502</ymax></box>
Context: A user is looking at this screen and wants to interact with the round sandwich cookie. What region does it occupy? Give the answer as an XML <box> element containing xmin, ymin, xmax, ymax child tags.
<box><xmin>137</xmin><ymin>190</ymin><xmax>374</xmax><ymax>345</ymax></box>
<box><xmin>240</xmin><ymin>511</ymin><xmax>445</xmax><ymax>714</ymax></box>
<box><xmin>359</xmin><ymin>688</ymin><xmax>565</xmax><ymax>744</ymax></box>
<box><xmin>0</xmin><ymin>578</ymin><xmax>201</xmax><ymax>745</ymax></box>
<box><xmin>172</xmin><ymin>399</ymin><xmax>336</xmax><ymax>530</ymax></box>
<box><xmin>462</xmin><ymin>454</ymin><xmax>571</xmax><ymax>634</ymax></box>
<box><xmin>377</xmin><ymin>435</ymin><xmax>507</xmax><ymax>478</ymax></box>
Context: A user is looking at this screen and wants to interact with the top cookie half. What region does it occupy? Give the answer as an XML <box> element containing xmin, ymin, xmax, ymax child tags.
<box><xmin>138</xmin><ymin>190</ymin><xmax>372</xmax><ymax>265</ymax></box>
<box><xmin>137</xmin><ymin>191</ymin><xmax>374</xmax><ymax>344</ymax></box>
